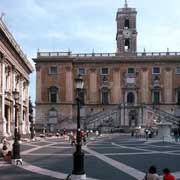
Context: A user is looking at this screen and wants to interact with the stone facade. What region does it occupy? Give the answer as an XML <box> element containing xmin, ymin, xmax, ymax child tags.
<box><xmin>33</xmin><ymin>2</ymin><xmax>180</xmax><ymax>132</ymax></box>
<box><xmin>0</xmin><ymin>19</ymin><xmax>33</xmax><ymax>136</ymax></box>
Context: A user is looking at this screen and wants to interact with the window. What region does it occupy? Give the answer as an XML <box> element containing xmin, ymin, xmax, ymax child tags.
<box><xmin>78</xmin><ymin>68</ymin><xmax>85</xmax><ymax>75</ymax></box>
<box><xmin>153</xmin><ymin>90</ymin><xmax>160</xmax><ymax>104</ymax></box>
<box><xmin>152</xmin><ymin>67</ymin><xmax>160</xmax><ymax>74</ymax></box>
<box><xmin>101</xmin><ymin>68</ymin><xmax>108</xmax><ymax>75</ymax></box>
<box><xmin>128</xmin><ymin>68</ymin><xmax>135</xmax><ymax>74</ymax></box>
<box><xmin>127</xmin><ymin>92</ymin><xmax>135</xmax><ymax>104</ymax></box>
<box><xmin>49</xmin><ymin>66</ymin><xmax>57</xmax><ymax>75</ymax></box>
<box><xmin>176</xmin><ymin>67</ymin><xmax>180</xmax><ymax>75</ymax></box>
<box><xmin>48</xmin><ymin>86</ymin><xmax>58</xmax><ymax>103</ymax></box>
<box><xmin>124</xmin><ymin>39</ymin><xmax>130</xmax><ymax>51</ymax></box>
<box><xmin>177</xmin><ymin>91</ymin><xmax>180</xmax><ymax>105</ymax></box>
<box><xmin>124</xmin><ymin>18</ymin><xmax>130</xmax><ymax>29</ymax></box>
<box><xmin>101</xmin><ymin>88</ymin><xmax>109</xmax><ymax>105</ymax></box>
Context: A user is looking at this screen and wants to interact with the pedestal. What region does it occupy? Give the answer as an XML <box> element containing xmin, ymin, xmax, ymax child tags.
<box><xmin>157</xmin><ymin>122</ymin><xmax>172</xmax><ymax>140</ymax></box>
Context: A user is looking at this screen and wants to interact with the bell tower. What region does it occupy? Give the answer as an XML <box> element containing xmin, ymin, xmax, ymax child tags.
<box><xmin>116</xmin><ymin>0</ymin><xmax>137</xmax><ymax>54</ymax></box>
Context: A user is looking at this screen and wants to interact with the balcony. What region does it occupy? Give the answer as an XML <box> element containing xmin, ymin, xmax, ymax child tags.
<box><xmin>124</xmin><ymin>73</ymin><xmax>137</xmax><ymax>88</ymax></box>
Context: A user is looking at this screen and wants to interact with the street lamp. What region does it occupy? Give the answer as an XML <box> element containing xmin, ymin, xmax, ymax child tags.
<box><xmin>12</xmin><ymin>89</ymin><xmax>22</xmax><ymax>165</ymax></box>
<box><xmin>67</xmin><ymin>74</ymin><xmax>86</xmax><ymax>180</ymax></box>
<box><xmin>29</xmin><ymin>97</ymin><xmax>35</xmax><ymax>140</ymax></box>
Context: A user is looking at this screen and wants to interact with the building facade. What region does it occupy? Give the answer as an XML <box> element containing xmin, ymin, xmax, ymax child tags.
<box><xmin>33</xmin><ymin>2</ymin><xmax>180</xmax><ymax>132</ymax></box>
<box><xmin>0</xmin><ymin>19</ymin><xmax>33</xmax><ymax>136</ymax></box>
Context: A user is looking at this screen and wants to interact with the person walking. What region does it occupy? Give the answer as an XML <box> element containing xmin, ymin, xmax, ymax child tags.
<box><xmin>143</xmin><ymin>166</ymin><xmax>160</xmax><ymax>180</ymax></box>
<box><xmin>163</xmin><ymin>168</ymin><xmax>175</xmax><ymax>180</ymax></box>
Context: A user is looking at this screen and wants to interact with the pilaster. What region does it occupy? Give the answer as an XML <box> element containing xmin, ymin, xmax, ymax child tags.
<box><xmin>164</xmin><ymin>67</ymin><xmax>173</xmax><ymax>103</ymax></box>
<box><xmin>65</xmin><ymin>66</ymin><xmax>73</xmax><ymax>102</ymax></box>
<box><xmin>89</xmin><ymin>68</ymin><xmax>97</xmax><ymax>103</ymax></box>
<box><xmin>36</xmin><ymin>65</ymin><xmax>42</xmax><ymax>103</ymax></box>
<box><xmin>112</xmin><ymin>68</ymin><xmax>121</xmax><ymax>104</ymax></box>
<box><xmin>141</xmin><ymin>68</ymin><xmax>149</xmax><ymax>103</ymax></box>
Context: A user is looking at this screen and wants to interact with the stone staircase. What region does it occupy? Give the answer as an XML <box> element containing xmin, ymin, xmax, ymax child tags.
<box><xmin>82</xmin><ymin>105</ymin><xmax>121</xmax><ymax>131</ymax></box>
<box><xmin>81</xmin><ymin>104</ymin><xmax>180</xmax><ymax>131</ymax></box>
<box><xmin>144</xmin><ymin>105</ymin><xmax>180</xmax><ymax>125</ymax></box>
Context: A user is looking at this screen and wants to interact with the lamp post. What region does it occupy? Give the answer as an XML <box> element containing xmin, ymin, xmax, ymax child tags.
<box><xmin>12</xmin><ymin>89</ymin><xmax>22</xmax><ymax>165</ymax></box>
<box><xmin>29</xmin><ymin>97</ymin><xmax>35</xmax><ymax>140</ymax></box>
<box><xmin>68</xmin><ymin>75</ymin><xmax>86</xmax><ymax>180</ymax></box>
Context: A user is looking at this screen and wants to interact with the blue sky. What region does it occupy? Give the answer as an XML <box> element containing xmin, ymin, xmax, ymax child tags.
<box><xmin>1</xmin><ymin>0</ymin><xmax>180</xmax><ymax>104</ymax></box>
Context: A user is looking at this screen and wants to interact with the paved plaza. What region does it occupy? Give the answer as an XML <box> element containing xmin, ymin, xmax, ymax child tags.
<box><xmin>1</xmin><ymin>134</ymin><xmax>180</xmax><ymax>180</ymax></box>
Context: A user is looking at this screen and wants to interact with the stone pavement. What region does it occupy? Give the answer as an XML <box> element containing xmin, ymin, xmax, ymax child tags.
<box><xmin>1</xmin><ymin>134</ymin><xmax>180</xmax><ymax>180</ymax></box>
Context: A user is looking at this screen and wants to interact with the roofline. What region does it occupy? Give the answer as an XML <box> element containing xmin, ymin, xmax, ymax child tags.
<box><xmin>0</xmin><ymin>19</ymin><xmax>33</xmax><ymax>73</ymax></box>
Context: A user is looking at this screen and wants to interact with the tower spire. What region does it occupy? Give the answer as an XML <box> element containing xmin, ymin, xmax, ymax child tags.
<box><xmin>124</xmin><ymin>0</ymin><xmax>128</xmax><ymax>8</ymax></box>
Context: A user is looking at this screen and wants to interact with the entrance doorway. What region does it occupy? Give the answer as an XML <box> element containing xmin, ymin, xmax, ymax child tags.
<box><xmin>129</xmin><ymin>110</ymin><xmax>138</xmax><ymax>127</ymax></box>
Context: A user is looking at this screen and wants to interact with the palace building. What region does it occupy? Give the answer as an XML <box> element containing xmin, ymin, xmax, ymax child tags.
<box><xmin>33</xmin><ymin>1</ymin><xmax>180</xmax><ymax>132</ymax></box>
<box><xmin>0</xmin><ymin>19</ymin><xmax>33</xmax><ymax>136</ymax></box>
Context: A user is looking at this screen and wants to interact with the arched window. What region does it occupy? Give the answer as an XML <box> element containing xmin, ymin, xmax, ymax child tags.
<box><xmin>124</xmin><ymin>39</ymin><xmax>130</xmax><ymax>51</ymax></box>
<box><xmin>124</xmin><ymin>18</ymin><xmax>130</xmax><ymax>29</ymax></box>
<box><xmin>48</xmin><ymin>86</ymin><xmax>58</xmax><ymax>103</ymax></box>
<box><xmin>101</xmin><ymin>87</ymin><xmax>109</xmax><ymax>105</ymax></box>
<box><xmin>127</xmin><ymin>92</ymin><xmax>134</xmax><ymax>104</ymax></box>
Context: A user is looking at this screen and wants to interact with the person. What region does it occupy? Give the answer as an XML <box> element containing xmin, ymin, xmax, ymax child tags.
<box><xmin>174</xmin><ymin>129</ymin><xmax>178</xmax><ymax>142</ymax></box>
<box><xmin>145</xmin><ymin>128</ymin><xmax>149</xmax><ymax>140</ymax></box>
<box><xmin>63</xmin><ymin>128</ymin><xmax>66</xmax><ymax>135</ymax></box>
<box><xmin>70</xmin><ymin>132</ymin><xmax>76</xmax><ymax>146</ymax></box>
<box><xmin>143</xmin><ymin>165</ymin><xmax>159</xmax><ymax>180</ymax></box>
<box><xmin>1</xmin><ymin>137</ymin><xmax>11</xmax><ymax>161</ymax></box>
<box><xmin>163</xmin><ymin>168</ymin><xmax>175</xmax><ymax>180</ymax></box>
<box><xmin>82</xmin><ymin>132</ymin><xmax>86</xmax><ymax>145</ymax></box>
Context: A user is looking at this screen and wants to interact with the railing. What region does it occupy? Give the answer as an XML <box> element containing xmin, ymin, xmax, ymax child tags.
<box><xmin>37</xmin><ymin>51</ymin><xmax>180</xmax><ymax>58</ymax></box>
<box><xmin>145</xmin><ymin>105</ymin><xmax>180</xmax><ymax>125</ymax></box>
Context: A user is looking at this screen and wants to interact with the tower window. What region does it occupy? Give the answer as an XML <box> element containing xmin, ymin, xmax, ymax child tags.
<box><xmin>127</xmin><ymin>92</ymin><xmax>135</xmax><ymax>104</ymax></box>
<box><xmin>124</xmin><ymin>18</ymin><xmax>130</xmax><ymax>29</ymax></box>
<box><xmin>125</xmin><ymin>39</ymin><xmax>130</xmax><ymax>51</ymax></box>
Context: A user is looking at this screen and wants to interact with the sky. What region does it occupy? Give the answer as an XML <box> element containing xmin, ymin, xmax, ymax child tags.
<box><xmin>1</xmin><ymin>0</ymin><xmax>180</xmax><ymax>104</ymax></box>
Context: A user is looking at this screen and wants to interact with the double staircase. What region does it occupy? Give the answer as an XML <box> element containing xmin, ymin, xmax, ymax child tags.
<box><xmin>81</xmin><ymin>104</ymin><xmax>180</xmax><ymax>131</ymax></box>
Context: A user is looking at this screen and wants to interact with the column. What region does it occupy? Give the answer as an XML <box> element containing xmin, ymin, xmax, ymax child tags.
<box><xmin>26</xmin><ymin>81</ymin><xmax>30</xmax><ymax>133</ymax></box>
<box><xmin>0</xmin><ymin>56</ymin><xmax>6</xmax><ymax>135</ymax></box>
<box><xmin>89</xmin><ymin>68</ymin><xmax>97</xmax><ymax>103</ymax></box>
<box><xmin>10</xmin><ymin>66</ymin><xmax>16</xmax><ymax>135</ymax></box>
<box><xmin>20</xmin><ymin>76</ymin><xmax>25</xmax><ymax>134</ymax></box>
